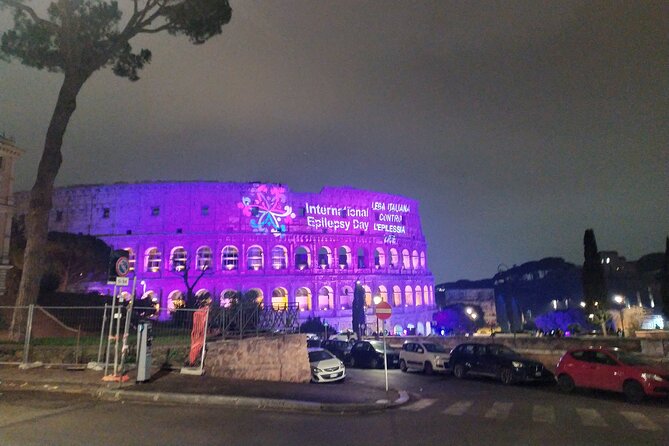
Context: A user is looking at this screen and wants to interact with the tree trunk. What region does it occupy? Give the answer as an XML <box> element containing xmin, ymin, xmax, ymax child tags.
<box><xmin>9</xmin><ymin>73</ymin><xmax>87</xmax><ymax>341</ymax></box>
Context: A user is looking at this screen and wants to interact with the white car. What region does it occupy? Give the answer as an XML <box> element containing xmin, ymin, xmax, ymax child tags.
<box><xmin>308</xmin><ymin>348</ymin><xmax>346</xmax><ymax>383</ymax></box>
<box><xmin>399</xmin><ymin>341</ymin><xmax>450</xmax><ymax>374</ymax></box>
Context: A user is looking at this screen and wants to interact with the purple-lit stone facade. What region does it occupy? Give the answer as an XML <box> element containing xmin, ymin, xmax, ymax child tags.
<box><xmin>15</xmin><ymin>182</ymin><xmax>435</xmax><ymax>334</ymax></box>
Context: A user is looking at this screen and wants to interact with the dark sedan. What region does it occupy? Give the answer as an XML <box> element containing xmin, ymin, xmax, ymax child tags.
<box><xmin>349</xmin><ymin>340</ymin><xmax>400</xmax><ymax>369</ymax></box>
<box><xmin>321</xmin><ymin>339</ymin><xmax>353</xmax><ymax>363</ymax></box>
<box><xmin>449</xmin><ymin>342</ymin><xmax>553</xmax><ymax>385</ymax></box>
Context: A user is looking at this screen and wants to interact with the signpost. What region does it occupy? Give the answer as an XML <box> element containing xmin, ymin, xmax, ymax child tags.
<box><xmin>375</xmin><ymin>301</ymin><xmax>392</xmax><ymax>392</ymax></box>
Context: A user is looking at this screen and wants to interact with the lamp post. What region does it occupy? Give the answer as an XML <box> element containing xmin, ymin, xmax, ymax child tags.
<box><xmin>373</xmin><ymin>295</ymin><xmax>382</xmax><ymax>336</ymax></box>
<box><xmin>614</xmin><ymin>295</ymin><xmax>625</xmax><ymax>336</ymax></box>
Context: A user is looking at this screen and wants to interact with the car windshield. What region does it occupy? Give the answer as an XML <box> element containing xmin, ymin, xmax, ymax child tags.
<box><xmin>370</xmin><ymin>341</ymin><xmax>393</xmax><ymax>352</ymax></box>
<box><xmin>309</xmin><ymin>350</ymin><xmax>334</xmax><ymax>362</ymax></box>
<box><xmin>424</xmin><ymin>343</ymin><xmax>448</xmax><ymax>353</ymax></box>
<box><xmin>613</xmin><ymin>351</ymin><xmax>651</xmax><ymax>366</ymax></box>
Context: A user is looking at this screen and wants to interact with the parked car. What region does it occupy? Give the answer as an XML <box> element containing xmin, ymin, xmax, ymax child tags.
<box><xmin>308</xmin><ymin>348</ymin><xmax>346</xmax><ymax>383</ymax></box>
<box><xmin>449</xmin><ymin>342</ymin><xmax>553</xmax><ymax>384</ymax></box>
<box><xmin>321</xmin><ymin>339</ymin><xmax>353</xmax><ymax>363</ymax></box>
<box><xmin>349</xmin><ymin>340</ymin><xmax>400</xmax><ymax>369</ymax></box>
<box><xmin>400</xmin><ymin>341</ymin><xmax>450</xmax><ymax>374</ymax></box>
<box><xmin>555</xmin><ymin>347</ymin><xmax>669</xmax><ymax>402</ymax></box>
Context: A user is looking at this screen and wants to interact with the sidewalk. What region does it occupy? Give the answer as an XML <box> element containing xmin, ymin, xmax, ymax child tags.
<box><xmin>0</xmin><ymin>365</ymin><xmax>408</xmax><ymax>413</ymax></box>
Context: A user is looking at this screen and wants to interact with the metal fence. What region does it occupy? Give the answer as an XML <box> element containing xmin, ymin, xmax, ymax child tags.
<box><xmin>0</xmin><ymin>302</ymin><xmax>301</xmax><ymax>372</ymax></box>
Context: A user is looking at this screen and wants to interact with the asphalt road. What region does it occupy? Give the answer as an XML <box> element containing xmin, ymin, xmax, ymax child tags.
<box><xmin>1</xmin><ymin>368</ymin><xmax>668</xmax><ymax>446</ymax></box>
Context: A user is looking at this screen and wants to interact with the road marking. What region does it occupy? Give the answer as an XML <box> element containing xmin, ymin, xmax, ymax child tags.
<box><xmin>620</xmin><ymin>411</ymin><xmax>661</xmax><ymax>431</ymax></box>
<box><xmin>576</xmin><ymin>408</ymin><xmax>607</xmax><ymax>427</ymax></box>
<box><xmin>443</xmin><ymin>400</ymin><xmax>473</xmax><ymax>416</ymax></box>
<box><xmin>532</xmin><ymin>405</ymin><xmax>555</xmax><ymax>423</ymax></box>
<box><xmin>400</xmin><ymin>398</ymin><xmax>437</xmax><ymax>411</ymax></box>
<box><xmin>484</xmin><ymin>402</ymin><xmax>513</xmax><ymax>420</ymax></box>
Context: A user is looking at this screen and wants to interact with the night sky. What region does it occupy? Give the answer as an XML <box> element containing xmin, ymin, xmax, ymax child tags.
<box><xmin>1</xmin><ymin>1</ymin><xmax>667</xmax><ymax>282</ymax></box>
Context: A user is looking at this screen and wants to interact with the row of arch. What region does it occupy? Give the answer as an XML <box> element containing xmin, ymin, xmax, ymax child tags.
<box><xmin>152</xmin><ymin>284</ymin><xmax>434</xmax><ymax>312</ymax></box>
<box><xmin>126</xmin><ymin>244</ymin><xmax>427</xmax><ymax>273</ymax></box>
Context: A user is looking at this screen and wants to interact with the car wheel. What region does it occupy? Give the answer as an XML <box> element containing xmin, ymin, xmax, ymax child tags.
<box><xmin>557</xmin><ymin>374</ymin><xmax>575</xmax><ymax>393</ymax></box>
<box><xmin>370</xmin><ymin>357</ymin><xmax>380</xmax><ymax>369</ymax></box>
<box><xmin>424</xmin><ymin>362</ymin><xmax>434</xmax><ymax>375</ymax></box>
<box><xmin>500</xmin><ymin>367</ymin><xmax>515</xmax><ymax>385</ymax></box>
<box><xmin>623</xmin><ymin>380</ymin><xmax>645</xmax><ymax>403</ymax></box>
<box><xmin>400</xmin><ymin>359</ymin><xmax>408</xmax><ymax>372</ymax></box>
<box><xmin>453</xmin><ymin>363</ymin><xmax>466</xmax><ymax>379</ymax></box>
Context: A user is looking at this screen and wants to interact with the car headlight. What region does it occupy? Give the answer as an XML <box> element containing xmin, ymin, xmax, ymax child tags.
<box><xmin>339</xmin><ymin>361</ymin><xmax>344</xmax><ymax>367</ymax></box>
<box><xmin>311</xmin><ymin>367</ymin><xmax>322</xmax><ymax>373</ymax></box>
<box><xmin>641</xmin><ymin>373</ymin><xmax>663</xmax><ymax>382</ymax></box>
<box><xmin>512</xmin><ymin>361</ymin><xmax>524</xmax><ymax>368</ymax></box>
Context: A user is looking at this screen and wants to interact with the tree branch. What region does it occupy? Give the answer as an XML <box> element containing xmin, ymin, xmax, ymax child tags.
<box><xmin>137</xmin><ymin>23</ymin><xmax>171</xmax><ymax>34</ymax></box>
<box><xmin>0</xmin><ymin>0</ymin><xmax>58</xmax><ymax>31</ymax></box>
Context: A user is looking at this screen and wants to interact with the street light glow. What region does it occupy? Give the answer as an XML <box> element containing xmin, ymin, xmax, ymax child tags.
<box><xmin>614</xmin><ymin>295</ymin><xmax>624</xmax><ymax>305</ymax></box>
<box><xmin>373</xmin><ymin>295</ymin><xmax>382</xmax><ymax>305</ymax></box>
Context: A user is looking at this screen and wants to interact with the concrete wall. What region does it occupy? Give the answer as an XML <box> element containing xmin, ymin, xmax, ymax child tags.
<box><xmin>205</xmin><ymin>334</ymin><xmax>311</xmax><ymax>383</ymax></box>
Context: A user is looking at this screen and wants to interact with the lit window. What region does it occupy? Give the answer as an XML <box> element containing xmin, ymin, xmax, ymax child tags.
<box><xmin>123</xmin><ymin>247</ymin><xmax>136</xmax><ymax>271</ymax></box>
<box><xmin>221</xmin><ymin>246</ymin><xmax>239</xmax><ymax>270</ymax></box>
<box><xmin>318</xmin><ymin>247</ymin><xmax>331</xmax><ymax>269</ymax></box>
<box><xmin>196</xmin><ymin>246</ymin><xmax>212</xmax><ymax>271</ymax></box>
<box><xmin>247</xmin><ymin>245</ymin><xmax>263</xmax><ymax>270</ymax></box>
<box><xmin>295</xmin><ymin>246</ymin><xmax>310</xmax><ymax>270</ymax></box>
<box><xmin>404</xmin><ymin>285</ymin><xmax>414</xmax><ymax>306</ymax></box>
<box><xmin>411</xmin><ymin>250</ymin><xmax>419</xmax><ymax>269</ymax></box>
<box><xmin>393</xmin><ymin>286</ymin><xmax>402</xmax><ymax>306</ymax></box>
<box><xmin>357</xmin><ymin>247</ymin><xmax>367</xmax><ymax>269</ymax></box>
<box><xmin>271</xmin><ymin>245</ymin><xmax>287</xmax><ymax>270</ymax></box>
<box><xmin>171</xmin><ymin>247</ymin><xmax>187</xmax><ymax>271</ymax></box>
<box><xmin>338</xmin><ymin>246</ymin><xmax>351</xmax><ymax>269</ymax></box>
<box><xmin>402</xmin><ymin>249</ymin><xmax>411</xmax><ymax>269</ymax></box>
<box><xmin>145</xmin><ymin>248</ymin><xmax>162</xmax><ymax>272</ymax></box>
<box><xmin>389</xmin><ymin>248</ymin><xmax>399</xmax><ymax>267</ymax></box>
<box><xmin>374</xmin><ymin>248</ymin><xmax>385</xmax><ymax>268</ymax></box>
<box><xmin>295</xmin><ymin>287</ymin><xmax>312</xmax><ymax>311</ymax></box>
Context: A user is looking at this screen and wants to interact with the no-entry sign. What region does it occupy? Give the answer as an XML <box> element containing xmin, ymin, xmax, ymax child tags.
<box><xmin>375</xmin><ymin>301</ymin><xmax>392</xmax><ymax>320</ymax></box>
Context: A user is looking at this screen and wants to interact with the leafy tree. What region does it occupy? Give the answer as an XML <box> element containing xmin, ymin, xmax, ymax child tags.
<box><xmin>432</xmin><ymin>304</ymin><xmax>484</xmax><ymax>335</ymax></box>
<box><xmin>300</xmin><ymin>316</ymin><xmax>326</xmax><ymax>336</ymax></box>
<box><xmin>10</xmin><ymin>216</ymin><xmax>111</xmax><ymax>292</ymax></box>
<box><xmin>352</xmin><ymin>281</ymin><xmax>366</xmax><ymax>339</ymax></box>
<box><xmin>661</xmin><ymin>237</ymin><xmax>669</xmax><ymax>320</ymax></box>
<box><xmin>582</xmin><ymin>229</ymin><xmax>608</xmax><ymax>334</ymax></box>
<box><xmin>1</xmin><ymin>0</ymin><xmax>232</xmax><ymax>341</ymax></box>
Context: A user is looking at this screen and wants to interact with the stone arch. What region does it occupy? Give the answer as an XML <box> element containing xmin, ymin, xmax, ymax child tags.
<box><xmin>340</xmin><ymin>286</ymin><xmax>353</xmax><ymax>309</ymax></box>
<box><xmin>247</xmin><ymin>245</ymin><xmax>263</xmax><ymax>270</ymax></box>
<box><xmin>392</xmin><ymin>285</ymin><xmax>402</xmax><ymax>307</ymax></box>
<box><xmin>415</xmin><ymin>285</ymin><xmax>423</xmax><ymax>306</ymax></box>
<box><xmin>196</xmin><ymin>246</ymin><xmax>213</xmax><ymax>271</ymax></box>
<box><xmin>295</xmin><ymin>246</ymin><xmax>311</xmax><ymax>270</ymax></box>
<box><xmin>376</xmin><ymin>285</ymin><xmax>388</xmax><ymax>303</ymax></box>
<box><xmin>363</xmin><ymin>285</ymin><xmax>372</xmax><ymax>307</ymax></box>
<box><xmin>220</xmin><ymin>289</ymin><xmax>237</xmax><ymax>308</ymax></box>
<box><xmin>356</xmin><ymin>247</ymin><xmax>368</xmax><ymax>269</ymax></box>
<box><xmin>317</xmin><ymin>246</ymin><xmax>332</xmax><ymax>269</ymax></box>
<box><xmin>145</xmin><ymin>247</ymin><xmax>161</xmax><ymax>272</ymax></box>
<box><xmin>271</xmin><ymin>245</ymin><xmax>287</xmax><ymax>270</ymax></box>
<box><xmin>402</xmin><ymin>249</ymin><xmax>411</xmax><ymax>269</ymax></box>
<box><xmin>423</xmin><ymin>285</ymin><xmax>430</xmax><ymax>305</ymax></box>
<box><xmin>170</xmin><ymin>246</ymin><xmax>187</xmax><ymax>271</ymax></box>
<box><xmin>221</xmin><ymin>245</ymin><xmax>239</xmax><ymax>270</ymax></box>
<box><xmin>167</xmin><ymin>290</ymin><xmax>185</xmax><ymax>313</ymax></box>
<box><xmin>374</xmin><ymin>247</ymin><xmax>385</xmax><ymax>268</ymax></box>
<box><xmin>338</xmin><ymin>246</ymin><xmax>351</xmax><ymax>269</ymax></box>
<box><xmin>389</xmin><ymin>248</ymin><xmax>399</xmax><ymax>268</ymax></box>
<box><xmin>405</xmin><ymin>285</ymin><xmax>414</xmax><ymax>306</ymax></box>
<box><xmin>318</xmin><ymin>286</ymin><xmax>334</xmax><ymax>310</ymax></box>
<box><xmin>247</xmin><ymin>288</ymin><xmax>264</xmax><ymax>307</ymax></box>
<box><xmin>271</xmin><ymin>287</ymin><xmax>288</xmax><ymax>310</ymax></box>
<box><xmin>420</xmin><ymin>251</ymin><xmax>426</xmax><ymax>268</ymax></box>
<box><xmin>295</xmin><ymin>287</ymin><xmax>312</xmax><ymax>311</ymax></box>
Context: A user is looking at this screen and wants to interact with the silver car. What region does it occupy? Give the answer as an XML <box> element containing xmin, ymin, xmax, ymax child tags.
<box><xmin>399</xmin><ymin>341</ymin><xmax>450</xmax><ymax>374</ymax></box>
<box><xmin>308</xmin><ymin>348</ymin><xmax>346</xmax><ymax>383</ymax></box>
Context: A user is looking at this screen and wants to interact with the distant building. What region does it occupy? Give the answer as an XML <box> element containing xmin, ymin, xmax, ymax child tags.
<box><xmin>0</xmin><ymin>133</ymin><xmax>23</xmax><ymax>295</ymax></box>
<box><xmin>436</xmin><ymin>279</ymin><xmax>497</xmax><ymax>327</ymax></box>
<box><xmin>14</xmin><ymin>182</ymin><xmax>436</xmax><ymax>335</ymax></box>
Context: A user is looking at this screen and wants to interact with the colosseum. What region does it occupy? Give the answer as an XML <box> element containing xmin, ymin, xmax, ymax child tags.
<box><xmin>15</xmin><ymin>182</ymin><xmax>435</xmax><ymax>335</ymax></box>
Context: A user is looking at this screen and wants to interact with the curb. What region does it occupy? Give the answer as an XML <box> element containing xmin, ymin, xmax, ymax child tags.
<box><xmin>0</xmin><ymin>379</ymin><xmax>411</xmax><ymax>414</ymax></box>
<box><xmin>96</xmin><ymin>388</ymin><xmax>411</xmax><ymax>414</ymax></box>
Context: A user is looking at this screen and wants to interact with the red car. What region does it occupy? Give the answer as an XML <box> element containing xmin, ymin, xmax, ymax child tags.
<box><xmin>555</xmin><ymin>347</ymin><xmax>669</xmax><ymax>402</ymax></box>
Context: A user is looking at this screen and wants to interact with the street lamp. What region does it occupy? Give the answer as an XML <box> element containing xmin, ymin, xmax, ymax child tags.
<box><xmin>614</xmin><ymin>295</ymin><xmax>625</xmax><ymax>336</ymax></box>
<box><xmin>373</xmin><ymin>295</ymin><xmax>382</xmax><ymax>335</ymax></box>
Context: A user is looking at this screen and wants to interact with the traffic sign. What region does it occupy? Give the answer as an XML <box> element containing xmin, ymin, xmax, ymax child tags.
<box><xmin>115</xmin><ymin>256</ymin><xmax>130</xmax><ymax>277</ymax></box>
<box><xmin>375</xmin><ymin>301</ymin><xmax>392</xmax><ymax>320</ymax></box>
<box><xmin>115</xmin><ymin>276</ymin><xmax>129</xmax><ymax>286</ymax></box>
